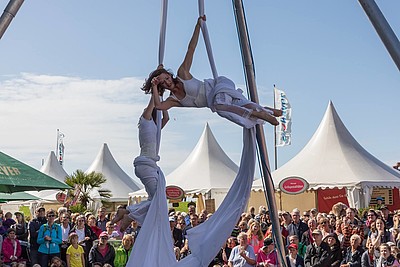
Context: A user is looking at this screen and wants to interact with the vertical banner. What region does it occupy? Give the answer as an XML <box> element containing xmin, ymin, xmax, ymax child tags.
<box><xmin>274</xmin><ymin>87</ymin><xmax>292</xmax><ymax>146</ymax></box>
<box><xmin>317</xmin><ymin>188</ymin><xmax>349</xmax><ymax>213</ymax></box>
<box><xmin>57</xmin><ymin>130</ymin><xmax>65</xmax><ymax>166</ymax></box>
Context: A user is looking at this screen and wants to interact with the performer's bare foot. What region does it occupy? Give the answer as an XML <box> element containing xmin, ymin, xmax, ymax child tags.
<box><xmin>111</xmin><ymin>207</ymin><xmax>129</xmax><ymax>225</ymax></box>
<box><xmin>252</xmin><ymin>110</ymin><xmax>279</xmax><ymax>126</ymax></box>
<box><xmin>119</xmin><ymin>214</ymin><xmax>133</xmax><ymax>232</ymax></box>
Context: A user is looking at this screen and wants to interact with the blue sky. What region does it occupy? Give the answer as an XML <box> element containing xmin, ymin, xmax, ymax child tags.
<box><xmin>0</xmin><ymin>1</ymin><xmax>399</xmax><ymax>180</ymax></box>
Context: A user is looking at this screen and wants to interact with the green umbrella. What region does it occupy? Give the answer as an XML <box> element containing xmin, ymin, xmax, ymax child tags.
<box><xmin>0</xmin><ymin>151</ymin><xmax>70</xmax><ymax>193</ymax></box>
<box><xmin>0</xmin><ymin>192</ymin><xmax>40</xmax><ymax>202</ymax></box>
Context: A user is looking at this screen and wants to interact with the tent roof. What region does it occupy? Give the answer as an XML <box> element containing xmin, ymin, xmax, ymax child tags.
<box><xmin>254</xmin><ymin>101</ymin><xmax>400</xmax><ymax>190</ymax></box>
<box><xmin>86</xmin><ymin>143</ymin><xmax>142</xmax><ymax>201</ymax></box>
<box><xmin>166</xmin><ymin>123</ymin><xmax>239</xmax><ymax>192</ymax></box>
<box><xmin>27</xmin><ymin>151</ymin><xmax>69</xmax><ymax>201</ymax></box>
<box><xmin>40</xmin><ymin>151</ymin><xmax>69</xmax><ymax>182</ymax></box>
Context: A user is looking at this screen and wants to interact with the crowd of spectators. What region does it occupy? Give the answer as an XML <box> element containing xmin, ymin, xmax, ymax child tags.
<box><xmin>206</xmin><ymin>197</ymin><xmax>400</xmax><ymax>267</ymax></box>
<box><xmin>0</xmin><ymin>206</ymin><xmax>135</xmax><ymax>267</ymax></box>
<box><xmin>1</xmin><ymin>196</ymin><xmax>400</xmax><ymax>267</ymax></box>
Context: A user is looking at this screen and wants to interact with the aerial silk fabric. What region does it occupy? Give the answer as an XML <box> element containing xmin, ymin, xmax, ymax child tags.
<box><xmin>205</xmin><ymin>76</ymin><xmax>263</xmax><ymax>129</ymax></box>
<box><xmin>126</xmin><ymin>126</ymin><xmax>256</xmax><ymax>267</ymax></box>
<box><xmin>126</xmin><ymin>109</ymin><xmax>176</xmax><ymax>266</ymax></box>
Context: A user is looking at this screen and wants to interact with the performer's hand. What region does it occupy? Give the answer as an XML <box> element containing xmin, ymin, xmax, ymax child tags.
<box><xmin>151</xmin><ymin>76</ymin><xmax>160</xmax><ymax>87</ymax></box>
<box><xmin>197</xmin><ymin>15</ymin><xmax>206</xmax><ymax>25</ymax></box>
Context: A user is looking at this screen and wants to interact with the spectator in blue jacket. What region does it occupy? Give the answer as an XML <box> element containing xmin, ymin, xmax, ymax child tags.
<box><xmin>37</xmin><ymin>209</ymin><xmax>62</xmax><ymax>267</ymax></box>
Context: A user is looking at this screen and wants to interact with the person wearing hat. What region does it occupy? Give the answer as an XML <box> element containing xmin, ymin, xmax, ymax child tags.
<box><xmin>256</xmin><ymin>238</ymin><xmax>278</xmax><ymax>267</ymax></box>
<box><xmin>28</xmin><ymin>206</ymin><xmax>47</xmax><ymax>265</ymax></box>
<box><xmin>304</xmin><ymin>229</ymin><xmax>331</xmax><ymax>267</ymax></box>
<box><xmin>2</xmin><ymin>228</ymin><xmax>22</xmax><ymax>265</ymax></box>
<box><xmin>288</xmin><ymin>235</ymin><xmax>306</xmax><ymax>258</ymax></box>
<box><xmin>375</xmin><ymin>196</ymin><xmax>384</xmax><ymax>210</ymax></box>
<box><xmin>323</xmin><ymin>233</ymin><xmax>342</xmax><ymax>267</ymax></box>
<box><xmin>89</xmin><ymin>231</ymin><xmax>115</xmax><ymax>266</ymax></box>
<box><xmin>286</xmin><ymin>243</ymin><xmax>305</xmax><ymax>267</ymax></box>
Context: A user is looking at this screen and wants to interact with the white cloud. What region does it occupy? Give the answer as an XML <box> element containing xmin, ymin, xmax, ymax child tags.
<box><xmin>0</xmin><ymin>73</ymin><xmax>244</xmax><ymax>179</ymax></box>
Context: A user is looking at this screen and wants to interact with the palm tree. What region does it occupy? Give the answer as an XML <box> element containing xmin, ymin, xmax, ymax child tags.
<box><xmin>65</xmin><ymin>170</ymin><xmax>112</xmax><ymax>209</ymax></box>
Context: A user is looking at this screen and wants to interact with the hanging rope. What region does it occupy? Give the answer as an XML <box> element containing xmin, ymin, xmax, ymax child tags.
<box><xmin>198</xmin><ymin>0</ymin><xmax>218</xmax><ymax>79</ymax></box>
<box><xmin>158</xmin><ymin>0</ymin><xmax>168</xmax><ymax>65</ymax></box>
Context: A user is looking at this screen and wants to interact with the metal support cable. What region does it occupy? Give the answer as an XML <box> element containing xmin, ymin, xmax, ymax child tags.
<box><xmin>198</xmin><ymin>0</ymin><xmax>218</xmax><ymax>79</ymax></box>
<box><xmin>0</xmin><ymin>0</ymin><xmax>24</xmax><ymax>40</ymax></box>
<box><xmin>358</xmin><ymin>0</ymin><xmax>400</xmax><ymax>71</ymax></box>
<box><xmin>232</xmin><ymin>0</ymin><xmax>287</xmax><ymax>266</ymax></box>
<box><xmin>158</xmin><ymin>0</ymin><xmax>168</xmax><ymax>65</ymax></box>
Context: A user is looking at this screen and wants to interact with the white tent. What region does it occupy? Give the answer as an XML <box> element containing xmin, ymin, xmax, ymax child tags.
<box><xmin>131</xmin><ymin>123</ymin><xmax>240</xmax><ymax>208</ymax></box>
<box><xmin>27</xmin><ymin>151</ymin><xmax>69</xmax><ymax>201</ymax></box>
<box><xmin>86</xmin><ymin>143</ymin><xmax>142</xmax><ymax>202</ymax></box>
<box><xmin>253</xmin><ymin>101</ymin><xmax>400</xmax><ymax>208</ymax></box>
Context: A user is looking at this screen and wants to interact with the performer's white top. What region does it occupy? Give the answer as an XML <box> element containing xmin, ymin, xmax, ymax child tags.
<box><xmin>137</xmin><ymin>116</ymin><xmax>160</xmax><ymax>161</ymax></box>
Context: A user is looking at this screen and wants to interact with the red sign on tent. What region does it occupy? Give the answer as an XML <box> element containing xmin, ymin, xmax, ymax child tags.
<box><xmin>279</xmin><ymin>177</ymin><xmax>308</xmax><ymax>194</ymax></box>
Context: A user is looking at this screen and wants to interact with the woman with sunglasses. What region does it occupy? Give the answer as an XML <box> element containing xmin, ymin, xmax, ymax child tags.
<box><xmin>318</xmin><ymin>218</ymin><xmax>332</xmax><ymax>239</ymax></box>
<box><xmin>37</xmin><ymin>209</ymin><xmax>62</xmax><ymax>267</ymax></box>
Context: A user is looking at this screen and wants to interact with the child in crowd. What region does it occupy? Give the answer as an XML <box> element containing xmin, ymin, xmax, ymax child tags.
<box><xmin>66</xmin><ymin>233</ymin><xmax>85</xmax><ymax>267</ymax></box>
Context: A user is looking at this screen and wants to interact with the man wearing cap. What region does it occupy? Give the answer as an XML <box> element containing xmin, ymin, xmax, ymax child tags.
<box><xmin>286</xmin><ymin>243</ymin><xmax>304</xmax><ymax>267</ymax></box>
<box><xmin>89</xmin><ymin>231</ymin><xmax>115</xmax><ymax>266</ymax></box>
<box><xmin>256</xmin><ymin>238</ymin><xmax>278</xmax><ymax>267</ymax></box>
<box><xmin>28</xmin><ymin>207</ymin><xmax>47</xmax><ymax>265</ymax></box>
<box><xmin>304</xmin><ymin>229</ymin><xmax>331</xmax><ymax>267</ymax></box>
<box><xmin>375</xmin><ymin>196</ymin><xmax>384</xmax><ymax>210</ymax></box>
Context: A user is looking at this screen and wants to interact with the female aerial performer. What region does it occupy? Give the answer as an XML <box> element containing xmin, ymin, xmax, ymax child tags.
<box><xmin>143</xmin><ymin>16</ymin><xmax>282</xmax><ymax>128</ymax></box>
<box><xmin>112</xmin><ymin>90</ymin><xmax>169</xmax><ymax>231</ymax></box>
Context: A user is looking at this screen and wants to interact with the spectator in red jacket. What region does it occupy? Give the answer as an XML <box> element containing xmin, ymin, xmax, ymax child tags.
<box><xmin>2</xmin><ymin>228</ymin><xmax>22</xmax><ymax>265</ymax></box>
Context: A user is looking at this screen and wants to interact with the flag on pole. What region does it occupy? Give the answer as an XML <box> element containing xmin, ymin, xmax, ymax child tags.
<box><xmin>274</xmin><ymin>87</ymin><xmax>292</xmax><ymax>146</ymax></box>
<box><xmin>57</xmin><ymin>131</ymin><xmax>65</xmax><ymax>166</ymax></box>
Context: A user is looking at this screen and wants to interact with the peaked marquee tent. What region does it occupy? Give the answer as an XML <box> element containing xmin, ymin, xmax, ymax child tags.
<box><xmin>86</xmin><ymin>143</ymin><xmax>142</xmax><ymax>202</ymax></box>
<box><xmin>27</xmin><ymin>151</ymin><xmax>70</xmax><ymax>201</ymax></box>
<box><xmin>131</xmin><ymin>123</ymin><xmax>241</xmax><ymax>208</ymax></box>
<box><xmin>253</xmin><ymin>101</ymin><xmax>400</xmax><ymax>208</ymax></box>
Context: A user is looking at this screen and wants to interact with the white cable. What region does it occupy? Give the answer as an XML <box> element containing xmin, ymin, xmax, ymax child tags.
<box><xmin>198</xmin><ymin>0</ymin><xmax>218</xmax><ymax>79</ymax></box>
<box><xmin>158</xmin><ymin>0</ymin><xmax>168</xmax><ymax>66</ymax></box>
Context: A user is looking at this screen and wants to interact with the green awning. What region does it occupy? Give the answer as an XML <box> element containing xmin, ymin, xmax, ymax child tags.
<box><xmin>0</xmin><ymin>192</ymin><xmax>40</xmax><ymax>202</ymax></box>
<box><xmin>0</xmin><ymin>151</ymin><xmax>71</xmax><ymax>193</ymax></box>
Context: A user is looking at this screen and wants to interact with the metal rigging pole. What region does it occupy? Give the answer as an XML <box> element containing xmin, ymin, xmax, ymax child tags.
<box><xmin>232</xmin><ymin>1</ymin><xmax>287</xmax><ymax>266</ymax></box>
<box><xmin>0</xmin><ymin>0</ymin><xmax>24</xmax><ymax>40</ymax></box>
<box><xmin>358</xmin><ymin>0</ymin><xmax>400</xmax><ymax>71</ymax></box>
